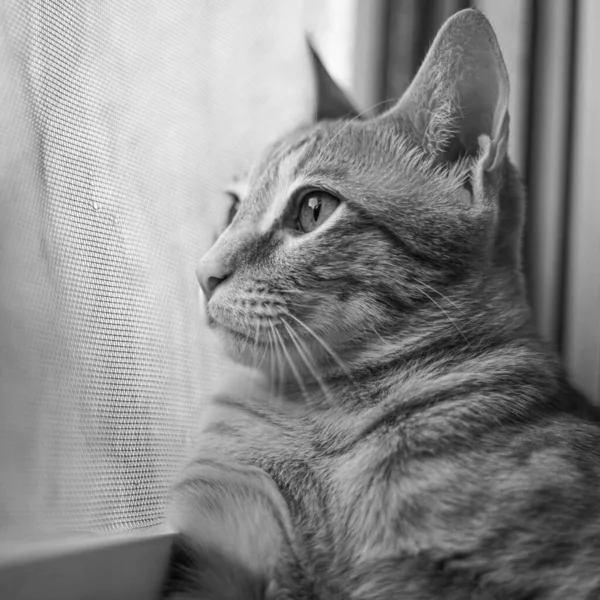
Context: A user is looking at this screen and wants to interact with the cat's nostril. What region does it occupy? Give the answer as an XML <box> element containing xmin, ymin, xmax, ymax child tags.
<box><xmin>207</xmin><ymin>275</ymin><xmax>225</xmax><ymax>294</ymax></box>
<box><xmin>197</xmin><ymin>264</ymin><xmax>229</xmax><ymax>301</ymax></box>
<box><xmin>196</xmin><ymin>251</ymin><xmax>231</xmax><ymax>301</ymax></box>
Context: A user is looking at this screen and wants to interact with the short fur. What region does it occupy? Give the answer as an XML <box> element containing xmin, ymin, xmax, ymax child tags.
<box><xmin>166</xmin><ymin>10</ymin><xmax>600</xmax><ymax>600</ymax></box>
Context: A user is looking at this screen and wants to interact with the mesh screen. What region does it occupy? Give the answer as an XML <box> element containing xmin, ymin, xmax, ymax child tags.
<box><xmin>0</xmin><ymin>0</ymin><xmax>314</xmax><ymax>539</ymax></box>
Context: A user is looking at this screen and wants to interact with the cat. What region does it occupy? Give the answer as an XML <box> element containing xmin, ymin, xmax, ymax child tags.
<box><xmin>165</xmin><ymin>9</ymin><xmax>600</xmax><ymax>600</ymax></box>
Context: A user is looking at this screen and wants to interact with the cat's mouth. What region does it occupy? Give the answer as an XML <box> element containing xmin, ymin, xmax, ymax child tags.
<box><xmin>208</xmin><ymin>304</ymin><xmax>354</xmax><ymax>391</ymax></box>
<box><xmin>205</xmin><ymin>292</ymin><xmax>293</xmax><ymax>349</ymax></box>
<box><xmin>204</xmin><ymin>289</ymin><xmax>346</xmax><ymax>382</ymax></box>
<box><xmin>207</xmin><ymin>313</ymin><xmax>275</xmax><ymax>352</ymax></box>
<box><xmin>208</xmin><ymin>315</ymin><xmax>270</xmax><ymax>347</ymax></box>
<box><xmin>207</xmin><ymin>309</ymin><xmax>319</xmax><ymax>376</ymax></box>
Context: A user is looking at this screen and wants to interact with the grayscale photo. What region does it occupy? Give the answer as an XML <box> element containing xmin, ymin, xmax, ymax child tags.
<box><xmin>0</xmin><ymin>1</ymin><xmax>599</xmax><ymax>599</ymax></box>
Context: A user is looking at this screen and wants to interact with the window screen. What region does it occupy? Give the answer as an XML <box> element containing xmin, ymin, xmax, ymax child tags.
<box><xmin>0</xmin><ymin>0</ymin><xmax>316</xmax><ymax>540</ymax></box>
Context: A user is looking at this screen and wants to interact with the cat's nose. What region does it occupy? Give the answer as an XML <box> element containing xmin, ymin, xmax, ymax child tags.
<box><xmin>196</xmin><ymin>254</ymin><xmax>230</xmax><ymax>301</ymax></box>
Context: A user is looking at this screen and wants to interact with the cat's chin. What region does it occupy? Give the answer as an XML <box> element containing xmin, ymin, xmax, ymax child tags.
<box><xmin>224</xmin><ymin>341</ymin><xmax>262</xmax><ymax>369</ymax></box>
<box><xmin>212</xmin><ymin>323</ymin><xmax>269</xmax><ymax>369</ymax></box>
<box><xmin>216</xmin><ymin>328</ymin><xmax>302</xmax><ymax>389</ymax></box>
<box><xmin>209</xmin><ymin>316</ymin><xmax>321</xmax><ymax>385</ymax></box>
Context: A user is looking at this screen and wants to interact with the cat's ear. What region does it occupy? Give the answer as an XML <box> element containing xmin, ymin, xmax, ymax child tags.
<box><xmin>384</xmin><ymin>9</ymin><xmax>509</xmax><ymax>171</ymax></box>
<box><xmin>307</xmin><ymin>39</ymin><xmax>359</xmax><ymax>122</ymax></box>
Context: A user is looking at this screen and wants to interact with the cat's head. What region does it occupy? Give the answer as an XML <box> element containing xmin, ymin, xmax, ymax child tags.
<box><xmin>197</xmin><ymin>9</ymin><xmax>527</xmax><ymax>382</ymax></box>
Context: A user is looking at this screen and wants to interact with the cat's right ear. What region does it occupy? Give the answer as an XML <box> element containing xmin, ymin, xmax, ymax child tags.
<box><xmin>382</xmin><ymin>9</ymin><xmax>509</xmax><ymax>172</ymax></box>
<box><xmin>307</xmin><ymin>39</ymin><xmax>359</xmax><ymax>122</ymax></box>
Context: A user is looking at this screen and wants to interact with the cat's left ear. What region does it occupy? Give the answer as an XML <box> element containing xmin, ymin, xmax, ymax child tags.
<box><xmin>384</xmin><ymin>9</ymin><xmax>509</xmax><ymax>172</ymax></box>
<box><xmin>307</xmin><ymin>40</ymin><xmax>359</xmax><ymax>122</ymax></box>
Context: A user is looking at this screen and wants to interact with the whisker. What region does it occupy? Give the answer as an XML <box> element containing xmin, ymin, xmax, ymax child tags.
<box><xmin>284</xmin><ymin>312</ymin><xmax>354</xmax><ymax>381</ymax></box>
<box><xmin>419</xmin><ymin>289</ymin><xmax>472</xmax><ymax>348</ymax></box>
<box><xmin>269</xmin><ymin>321</ymin><xmax>285</xmax><ymax>396</ymax></box>
<box><xmin>253</xmin><ymin>321</ymin><xmax>261</xmax><ymax>369</ymax></box>
<box><xmin>267</xmin><ymin>327</ymin><xmax>276</xmax><ymax>394</ymax></box>
<box><xmin>273</xmin><ymin>324</ymin><xmax>309</xmax><ymax>402</ymax></box>
<box><xmin>319</xmin><ymin>96</ymin><xmax>399</xmax><ymax>155</ymax></box>
<box><xmin>370</xmin><ymin>324</ymin><xmax>386</xmax><ymax>345</ymax></box>
<box><xmin>413</xmin><ymin>277</ymin><xmax>464</xmax><ymax>313</ymax></box>
<box><xmin>282</xmin><ymin>319</ymin><xmax>335</xmax><ymax>405</ymax></box>
<box><xmin>257</xmin><ymin>324</ymin><xmax>271</xmax><ymax>370</ymax></box>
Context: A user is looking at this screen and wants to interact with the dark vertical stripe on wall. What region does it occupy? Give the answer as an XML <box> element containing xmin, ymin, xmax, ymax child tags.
<box><xmin>521</xmin><ymin>0</ymin><xmax>578</xmax><ymax>350</ymax></box>
<box><xmin>523</xmin><ymin>0</ymin><xmax>541</xmax><ymax>296</ymax></box>
<box><xmin>377</xmin><ymin>0</ymin><xmax>394</xmax><ymax>111</ymax></box>
<box><xmin>414</xmin><ymin>0</ymin><xmax>472</xmax><ymax>74</ymax></box>
<box><xmin>378</xmin><ymin>0</ymin><xmax>419</xmax><ymax>112</ymax></box>
<box><xmin>378</xmin><ymin>0</ymin><xmax>471</xmax><ymax>113</ymax></box>
<box><xmin>556</xmin><ymin>0</ymin><xmax>579</xmax><ymax>355</ymax></box>
<box><xmin>413</xmin><ymin>4</ymin><xmax>437</xmax><ymax>74</ymax></box>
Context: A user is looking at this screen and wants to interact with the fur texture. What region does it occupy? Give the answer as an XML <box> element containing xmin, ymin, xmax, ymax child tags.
<box><xmin>166</xmin><ymin>9</ymin><xmax>600</xmax><ymax>600</ymax></box>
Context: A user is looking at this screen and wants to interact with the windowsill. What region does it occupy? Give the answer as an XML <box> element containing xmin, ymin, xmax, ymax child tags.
<box><xmin>0</xmin><ymin>524</ymin><xmax>175</xmax><ymax>600</ymax></box>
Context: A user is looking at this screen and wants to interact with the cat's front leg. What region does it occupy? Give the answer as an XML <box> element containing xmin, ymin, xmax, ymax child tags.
<box><xmin>164</xmin><ymin>386</ymin><xmax>302</xmax><ymax>600</ymax></box>
<box><xmin>164</xmin><ymin>455</ymin><xmax>297</xmax><ymax>599</ymax></box>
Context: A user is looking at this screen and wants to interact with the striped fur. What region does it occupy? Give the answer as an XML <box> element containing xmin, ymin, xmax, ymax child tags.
<box><xmin>166</xmin><ymin>10</ymin><xmax>600</xmax><ymax>600</ymax></box>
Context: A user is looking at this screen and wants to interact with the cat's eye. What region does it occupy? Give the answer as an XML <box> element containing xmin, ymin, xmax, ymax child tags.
<box><xmin>225</xmin><ymin>192</ymin><xmax>239</xmax><ymax>226</ymax></box>
<box><xmin>297</xmin><ymin>192</ymin><xmax>340</xmax><ymax>233</ymax></box>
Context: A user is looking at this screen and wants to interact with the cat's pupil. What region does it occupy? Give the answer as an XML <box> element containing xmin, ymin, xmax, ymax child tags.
<box><xmin>296</xmin><ymin>191</ymin><xmax>339</xmax><ymax>233</ymax></box>
<box><xmin>309</xmin><ymin>197</ymin><xmax>322</xmax><ymax>222</ymax></box>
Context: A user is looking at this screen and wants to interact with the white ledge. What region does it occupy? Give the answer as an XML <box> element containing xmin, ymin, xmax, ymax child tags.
<box><xmin>0</xmin><ymin>525</ymin><xmax>176</xmax><ymax>600</ymax></box>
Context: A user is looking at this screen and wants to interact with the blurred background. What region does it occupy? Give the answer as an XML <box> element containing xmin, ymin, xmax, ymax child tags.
<box><xmin>0</xmin><ymin>0</ymin><xmax>598</xmax><ymax>544</ymax></box>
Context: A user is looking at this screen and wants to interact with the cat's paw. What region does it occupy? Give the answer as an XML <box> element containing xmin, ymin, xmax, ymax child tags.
<box><xmin>163</xmin><ymin>534</ymin><xmax>279</xmax><ymax>600</ymax></box>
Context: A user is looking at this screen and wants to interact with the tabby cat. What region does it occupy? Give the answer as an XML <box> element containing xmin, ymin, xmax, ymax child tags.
<box><xmin>165</xmin><ymin>9</ymin><xmax>600</xmax><ymax>600</ymax></box>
